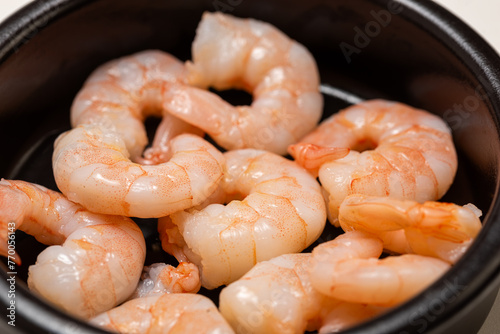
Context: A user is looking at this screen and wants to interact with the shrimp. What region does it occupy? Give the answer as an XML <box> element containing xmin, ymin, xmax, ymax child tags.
<box><xmin>0</xmin><ymin>179</ymin><xmax>146</xmax><ymax>319</ymax></box>
<box><xmin>91</xmin><ymin>293</ymin><xmax>235</xmax><ymax>334</ymax></box>
<box><xmin>309</xmin><ymin>231</ymin><xmax>451</xmax><ymax>306</ymax></box>
<box><xmin>163</xmin><ymin>12</ymin><xmax>323</xmax><ymax>155</ymax></box>
<box><xmin>288</xmin><ymin>99</ymin><xmax>458</xmax><ymax>224</ymax></box>
<box><xmin>158</xmin><ymin>149</ymin><xmax>327</xmax><ymax>289</ymax></box>
<box><xmin>132</xmin><ymin>262</ymin><xmax>201</xmax><ymax>298</ymax></box>
<box><xmin>338</xmin><ymin>194</ymin><xmax>482</xmax><ymax>263</ymax></box>
<box><xmin>70</xmin><ymin>50</ymin><xmax>203</xmax><ymax>163</ymax></box>
<box><xmin>53</xmin><ymin>128</ymin><xmax>224</xmax><ymax>218</ymax></box>
<box><xmin>53</xmin><ymin>50</ymin><xmax>224</xmax><ymax>218</ymax></box>
<box><xmin>219</xmin><ymin>252</ymin><xmax>388</xmax><ymax>334</ymax></box>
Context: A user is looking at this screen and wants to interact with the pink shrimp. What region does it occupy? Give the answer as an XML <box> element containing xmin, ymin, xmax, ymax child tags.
<box><xmin>91</xmin><ymin>293</ymin><xmax>235</xmax><ymax>334</ymax></box>
<box><xmin>163</xmin><ymin>12</ymin><xmax>323</xmax><ymax>155</ymax></box>
<box><xmin>288</xmin><ymin>99</ymin><xmax>458</xmax><ymax>224</ymax></box>
<box><xmin>0</xmin><ymin>179</ymin><xmax>146</xmax><ymax>319</ymax></box>
<box><xmin>53</xmin><ymin>50</ymin><xmax>224</xmax><ymax>218</ymax></box>
<box><xmin>309</xmin><ymin>231</ymin><xmax>451</xmax><ymax>306</ymax></box>
<box><xmin>158</xmin><ymin>149</ymin><xmax>327</xmax><ymax>289</ymax></box>
<box><xmin>219</xmin><ymin>252</ymin><xmax>388</xmax><ymax>334</ymax></box>
<box><xmin>338</xmin><ymin>194</ymin><xmax>482</xmax><ymax>263</ymax></box>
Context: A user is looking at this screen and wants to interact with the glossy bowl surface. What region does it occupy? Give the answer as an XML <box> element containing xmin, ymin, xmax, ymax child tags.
<box><xmin>1</xmin><ymin>0</ymin><xmax>500</xmax><ymax>333</ymax></box>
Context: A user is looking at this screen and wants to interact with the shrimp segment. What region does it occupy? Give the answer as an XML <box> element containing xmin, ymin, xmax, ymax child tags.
<box><xmin>219</xmin><ymin>253</ymin><xmax>325</xmax><ymax>334</ymax></box>
<box><xmin>91</xmin><ymin>294</ymin><xmax>235</xmax><ymax>334</ymax></box>
<box><xmin>219</xmin><ymin>252</ymin><xmax>388</xmax><ymax>334</ymax></box>
<box><xmin>289</xmin><ymin>99</ymin><xmax>458</xmax><ymax>224</ymax></box>
<box><xmin>53</xmin><ymin>127</ymin><xmax>224</xmax><ymax>218</ymax></box>
<box><xmin>159</xmin><ymin>149</ymin><xmax>327</xmax><ymax>289</ymax></box>
<box><xmin>163</xmin><ymin>12</ymin><xmax>323</xmax><ymax>155</ymax></box>
<box><xmin>338</xmin><ymin>194</ymin><xmax>482</xmax><ymax>263</ymax></box>
<box><xmin>0</xmin><ymin>179</ymin><xmax>146</xmax><ymax>319</ymax></box>
<box><xmin>309</xmin><ymin>231</ymin><xmax>451</xmax><ymax>306</ymax></box>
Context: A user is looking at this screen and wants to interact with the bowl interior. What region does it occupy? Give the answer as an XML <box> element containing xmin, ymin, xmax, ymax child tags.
<box><xmin>1</xmin><ymin>0</ymin><xmax>500</xmax><ymax>333</ymax></box>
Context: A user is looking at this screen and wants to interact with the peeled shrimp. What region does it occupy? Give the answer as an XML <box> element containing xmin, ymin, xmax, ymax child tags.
<box><xmin>158</xmin><ymin>149</ymin><xmax>327</xmax><ymax>289</ymax></box>
<box><xmin>70</xmin><ymin>50</ymin><xmax>203</xmax><ymax>163</ymax></box>
<box><xmin>163</xmin><ymin>12</ymin><xmax>323</xmax><ymax>155</ymax></box>
<box><xmin>0</xmin><ymin>179</ymin><xmax>146</xmax><ymax>319</ymax></box>
<box><xmin>288</xmin><ymin>99</ymin><xmax>458</xmax><ymax>224</ymax></box>
<box><xmin>132</xmin><ymin>262</ymin><xmax>201</xmax><ymax>298</ymax></box>
<box><xmin>219</xmin><ymin>252</ymin><xmax>387</xmax><ymax>334</ymax></box>
<box><xmin>91</xmin><ymin>293</ymin><xmax>235</xmax><ymax>334</ymax></box>
<box><xmin>309</xmin><ymin>231</ymin><xmax>451</xmax><ymax>306</ymax></box>
<box><xmin>338</xmin><ymin>194</ymin><xmax>482</xmax><ymax>263</ymax></box>
<box><xmin>53</xmin><ymin>50</ymin><xmax>224</xmax><ymax>218</ymax></box>
<box><xmin>53</xmin><ymin>128</ymin><xmax>224</xmax><ymax>218</ymax></box>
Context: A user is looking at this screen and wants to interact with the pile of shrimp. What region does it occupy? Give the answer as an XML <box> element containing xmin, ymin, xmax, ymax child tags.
<box><xmin>1</xmin><ymin>11</ymin><xmax>483</xmax><ymax>334</ymax></box>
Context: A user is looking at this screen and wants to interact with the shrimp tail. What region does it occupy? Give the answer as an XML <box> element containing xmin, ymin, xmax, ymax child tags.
<box><xmin>158</xmin><ymin>216</ymin><xmax>190</xmax><ymax>263</ymax></box>
<box><xmin>158</xmin><ymin>262</ymin><xmax>201</xmax><ymax>294</ymax></box>
<box><xmin>288</xmin><ymin>143</ymin><xmax>350</xmax><ymax>173</ymax></box>
<box><xmin>136</xmin><ymin>113</ymin><xmax>205</xmax><ymax>165</ymax></box>
<box><xmin>132</xmin><ymin>262</ymin><xmax>201</xmax><ymax>298</ymax></box>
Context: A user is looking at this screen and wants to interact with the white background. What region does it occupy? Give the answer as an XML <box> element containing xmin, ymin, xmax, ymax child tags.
<box><xmin>0</xmin><ymin>0</ymin><xmax>499</xmax><ymax>333</ymax></box>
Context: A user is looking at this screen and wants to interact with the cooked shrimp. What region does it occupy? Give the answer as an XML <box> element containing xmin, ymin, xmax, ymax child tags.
<box><xmin>163</xmin><ymin>12</ymin><xmax>323</xmax><ymax>155</ymax></box>
<box><xmin>0</xmin><ymin>179</ymin><xmax>146</xmax><ymax>319</ymax></box>
<box><xmin>70</xmin><ymin>50</ymin><xmax>203</xmax><ymax>163</ymax></box>
<box><xmin>219</xmin><ymin>252</ymin><xmax>388</xmax><ymax>334</ymax></box>
<box><xmin>158</xmin><ymin>149</ymin><xmax>327</xmax><ymax>289</ymax></box>
<box><xmin>53</xmin><ymin>50</ymin><xmax>223</xmax><ymax>218</ymax></box>
<box><xmin>132</xmin><ymin>262</ymin><xmax>201</xmax><ymax>298</ymax></box>
<box><xmin>91</xmin><ymin>293</ymin><xmax>235</xmax><ymax>334</ymax></box>
<box><xmin>338</xmin><ymin>194</ymin><xmax>482</xmax><ymax>263</ymax></box>
<box><xmin>309</xmin><ymin>231</ymin><xmax>451</xmax><ymax>306</ymax></box>
<box><xmin>53</xmin><ymin>128</ymin><xmax>224</xmax><ymax>218</ymax></box>
<box><xmin>288</xmin><ymin>99</ymin><xmax>458</xmax><ymax>224</ymax></box>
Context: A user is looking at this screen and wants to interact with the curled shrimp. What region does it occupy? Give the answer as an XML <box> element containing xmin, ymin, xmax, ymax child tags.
<box><xmin>338</xmin><ymin>194</ymin><xmax>482</xmax><ymax>263</ymax></box>
<box><xmin>219</xmin><ymin>252</ymin><xmax>387</xmax><ymax>334</ymax></box>
<box><xmin>53</xmin><ymin>128</ymin><xmax>224</xmax><ymax>218</ymax></box>
<box><xmin>163</xmin><ymin>12</ymin><xmax>323</xmax><ymax>155</ymax></box>
<box><xmin>288</xmin><ymin>99</ymin><xmax>458</xmax><ymax>224</ymax></box>
<box><xmin>309</xmin><ymin>231</ymin><xmax>451</xmax><ymax>306</ymax></box>
<box><xmin>158</xmin><ymin>149</ymin><xmax>327</xmax><ymax>289</ymax></box>
<box><xmin>132</xmin><ymin>262</ymin><xmax>201</xmax><ymax>298</ymax></box>
<box><xmin>53</xmin><ymin>50</ymin><xmax>224</xmax><ymax>218</ymax></box>
<box><xmin>91</xmin><ymin>293</ymin><xmax>235</xmax><ymax>334</ymax></box>
<box><xmin>0</xmin><ymin>179</ymin><xmax>146</xmax><ymax>319</ymax></box>
<box><xmin>70</xmin><ymin>50</ymin><xmax>203</xmax><ymax>163</ymax></box>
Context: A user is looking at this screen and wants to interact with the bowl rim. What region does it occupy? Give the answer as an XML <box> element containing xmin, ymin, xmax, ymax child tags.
<box><xmin>1</xmin><ymin>0</ymin><xmax>500</xmax><ymax>333</ymax></box>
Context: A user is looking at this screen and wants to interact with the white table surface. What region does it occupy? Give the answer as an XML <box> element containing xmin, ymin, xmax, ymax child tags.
<box><xmin>0</xmin><ymin>0</ymin><xmax>499</xmax><ymax>333</ymax></box>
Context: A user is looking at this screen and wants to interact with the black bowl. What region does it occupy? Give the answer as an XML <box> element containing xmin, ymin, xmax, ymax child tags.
<box><xmin>1</xmin><ymin>0</ymin><xmax>500</xmax><ymax>333</ymax></box>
